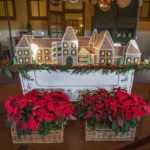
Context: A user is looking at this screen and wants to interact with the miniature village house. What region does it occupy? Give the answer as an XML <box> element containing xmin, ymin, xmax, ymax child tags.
<box><xmin>15</xmin><ymin>26</ymin><xmax>141</xmax><ymax>66</ymax></box>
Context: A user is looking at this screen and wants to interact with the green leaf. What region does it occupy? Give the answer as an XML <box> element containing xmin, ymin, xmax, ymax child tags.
<box><xmin>112</xmin><ymin>121</ymin><xmax>118</xmax><ymax>131</ymax></box>
<box><xmin>6</xmin><ymin>121</ymin><xmax>12</xmax><ymax>127</ymax></box>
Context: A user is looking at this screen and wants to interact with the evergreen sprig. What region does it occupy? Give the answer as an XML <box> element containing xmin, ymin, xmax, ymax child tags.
<box><xmin>0</xmin><ymin>61</ymin><xmax>150</xmax><ymax>80</ymax></box>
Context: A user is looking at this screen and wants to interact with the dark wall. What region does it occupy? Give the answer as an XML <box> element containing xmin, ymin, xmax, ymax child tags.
<box><xmin>92</xmin><ymin>0</ymin><xmax>139</xmax><ymax>45</ymax></box>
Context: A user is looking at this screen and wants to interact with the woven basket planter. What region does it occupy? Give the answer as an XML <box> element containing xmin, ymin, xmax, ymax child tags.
<box><xmin>85</xmin><ymin>122</ymin><xmax>136</xmax><ymax>142</ymax></box>
<box><xmin>11</xmin><ymin>125</ymin><xmax>64</xmax><ymax>144</ymax></box>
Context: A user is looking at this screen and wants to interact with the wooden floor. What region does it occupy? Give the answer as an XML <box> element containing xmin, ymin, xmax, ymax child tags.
<box><xmin>0</xmin><ymin>82</ymin><xmax>150</xmax><ymax>150</ymax></box>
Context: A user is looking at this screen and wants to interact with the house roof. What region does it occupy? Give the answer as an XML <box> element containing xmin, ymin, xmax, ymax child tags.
<box><xmin>31</xmin><ymin>38</ymin><xmax>61</xmax><ymax>48</ymax></box>
<box><xmin>16</xmin><ymin>35</ymin><xmax>30</xmax><ymax>48</ymax></box>
<box><xmin>94</xmin><ymin>31</ymin><xmax>105</xmax><ymax>48</ymax></box>
<box><xmin>95</xmin><ymin>31</ymin><xmax>114</xmax><ymax>49</ymax></box>
<box><xmin>62</xmin><ymin>26</ymin><xmax>77</xmax><ymax>41</ymax></box>
<box><xmin>114</xmin><ymin>46</ymin><xmax>125</xmax><ymax>57</ymax></box>
<box><xmin>89</xmin><ymin>29</ymin><xmax>98</xmax><ymax>43</ymax></box>
<box><xmin>125</xmin><ymin>40</ymin><xmax>141</xmax><ymax>54</ymax></box>
<box><xmin>78</xmin><ymin>36</ymin><xmax>90</xmax><ymax>47</ymax></box>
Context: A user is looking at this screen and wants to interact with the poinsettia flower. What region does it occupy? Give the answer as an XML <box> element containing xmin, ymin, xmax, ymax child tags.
<box><xmin>28</xmin><ymin>115</ymin><xmax>38</xmax><ymax>132</ymax></box>
<box><xmin>21</xmin><ymin>122</ymin><xmax>29</xmax><ymax>131</ymax></box>
<box><xmin>84</xmin><ymin>112</ymin><xmax>93</xmax><ymax>119</ymax></box>
<box><xmin>95</xmin><ymin>114</ymin><xmax>102</xmax><ymax>121</ymax></box>
<box><xmin>7</xmin><ymin>106</ymin><xmax>14</xmax><ymax>115</ymax></box>
<box><xmin>4</xmin><ymin>100</ymin><xmax>11</xmax><ymax>109</ymax></box>
<box><xmin>47</xmin><ymin>102</ymin><xmax>53</xmax><ymax>111</ymax></box>
<box><xmin>145</xmin><ymin>105</ymin><xmax>150</xmax><ymax>115</ymax></box>
<box><xmin>125</xmin><ymin>110</ymin><xmax>132</xmax><ymax>121</ymax></box>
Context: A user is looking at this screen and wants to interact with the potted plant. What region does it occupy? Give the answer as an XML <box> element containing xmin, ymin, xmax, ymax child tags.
<box><xmin>78</xmin><ymin>88</ymin><xmax>150</xmax><ymax>141</ymax></box>
<box><xmin>4</xmin><ymin>90</ymin><xmax>76</xmax><ymax>144</ymax></box>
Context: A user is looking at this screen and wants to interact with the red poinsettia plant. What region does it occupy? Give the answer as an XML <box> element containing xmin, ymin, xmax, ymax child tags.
<box><xmin>79</xmin><ymin>88</ymin><xmax>150</xmax><ymax>133</ymax></box>
<box><xmin>4</xmin><ymin>90</ymin><xmax>76</xmax><ymax>136</ymax></box>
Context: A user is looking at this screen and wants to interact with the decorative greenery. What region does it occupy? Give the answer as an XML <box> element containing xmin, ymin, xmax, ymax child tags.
<box><xmin>26</xmin><ymin>20</ymin><xmax>32</xmax><ymax>34</ymax></box>
<box><xmin>78</xmin><ymin>88</ymin><xmax>150</xmax><ymax>134</ymax></box>
<box><xmin>0</xmin><ymin>61</ymin><xmax>150</xmax><ymax>80</ymax></box>
<box><xmin>5</xmin><ymin>90</ymin><xmax>76</xmax><ymax>136</ymax></box>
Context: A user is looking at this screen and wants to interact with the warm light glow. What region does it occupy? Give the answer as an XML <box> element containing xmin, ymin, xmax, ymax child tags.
<box><xmin>31</xmin><ymin>44</ymin><xmax>39</xmax><ymax>60</ymax></box>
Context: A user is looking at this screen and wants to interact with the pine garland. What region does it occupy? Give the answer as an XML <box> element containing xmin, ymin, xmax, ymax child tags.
<box><xmin>0</xmin><ymin>62</ymin><xmax>150</xmax><ymax>80</ymax></box>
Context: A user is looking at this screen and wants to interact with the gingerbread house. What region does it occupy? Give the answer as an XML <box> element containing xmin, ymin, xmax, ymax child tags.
<box><xmin>15</xmin><ymin>26</ymin><xmax>141</xmax><ymax>66</ymax></box>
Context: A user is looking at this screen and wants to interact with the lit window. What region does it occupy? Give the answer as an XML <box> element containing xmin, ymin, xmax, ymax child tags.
<box><xmin>24</xmin><ymin>50</ymin><xmax>29</xmax><ymax>55</ymax></box>
<box><xmin>0</xmin><ymin>0</ymin><xmax>16</xmax><ymax>20</ymax></box>
<box><xmin>100</xmin><ymin>51</ymin><xmax>105</xmax><ymax>56</ymax></box>
<box><xmin>63</xmin><ymin>43</ymin><xmax>68</xmax><ymax>48</ymax></box>
<box><xmin>79</xmin><ymin>57</ymin><xmax>88</xmax><ymax>62</ymax></box>
<box><xmin>45</xmin><ymin>49</ymin><xmax>49</xmax><ymax>54</ymax></box>
<box><xmin>18</xmin><ymin>50</ymin><xmax>22</xmax><ymax>56</ymax></box>
<box><xmin>45</xmin><ymin>56</ymin><xmax>49</xmax><ymax>60</ymax></box>
<box><xmin>127</xmin><ymin>58</ymin><xmax>131</xmax><ymax>63</ymax></box>
<box><xmin>38</xmin><ymin>49</ymin><xmax>42</xmax><ymax>55</ymax></box>
<box><xmin>100</xmin><ymin>58</ymin><xmax>105</xmax><ymax>64</ymax></box>
<box><xmin>71</xmin><ymin>50</ymin><xmax>76</xmax><ymax>55</ymax></box>
<box><xmin>107</xmin><ymin>58</ymin><xmax>112</xmax><ymax>64</ymax></box>
<box><xmin>19</xmin><ymin>58</ymin><xmax>23</xmax><ymax>63</ymax></box>
<box><xmin>27</xmin><ymin>0</ymin><xmax>47</xmax><ymax>20</ymax></box>
<box><xmin>107</xmin><ymin>51</ymin><xmax>112</xmax><ymax>56</ymax></box>
<box><xmin>134</xmin><ymin>58</ymin><xmax>139</xmax><ymax>63</ymax></box>
<box><xmin>71</xmin><ymin>43</ymin><xmax>76</xmax><ymax>48</ymax></box>
<box><xmin>25</xmin><ymin>58</ymin><xmax>30</xmax><ymax>63</ymax></box>
<box><xmin>38</xmin><ymin>56</ymin><xmax>42</xmax><ymax>61</ymax></box>
<box><xmin>64</xmin><ymin>50</ymin><xmax>68</xmax><ymax>55</ymax></box>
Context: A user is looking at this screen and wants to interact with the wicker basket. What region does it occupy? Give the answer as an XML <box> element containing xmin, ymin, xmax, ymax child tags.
<box><xmin>11</xmin><ymin>125</ymin><xmax>64</xmax><ymax>144</ymax></box>
<box><xmin>85</xmin><ymin>122</ymin><xmax>136</xmax><ymax>142</ymax></box>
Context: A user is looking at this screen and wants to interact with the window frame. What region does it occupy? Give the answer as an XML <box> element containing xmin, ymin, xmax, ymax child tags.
<box><xmin>71</xmin><ymin>49</ymin><xmax>76</xmax><ymax>55</ymax></box>
<box><xmin>26</xmin><ymin>0</ymin><xmax>48</xmax><ymax>20</ymax></box>
<box><xmin>18</xmin><ymin>50</ymin><xmax>22</xmax><ymax>56</ymax></box>
<box><xmin>107</xmin><ymin>58</ymin><xmax>112</xmax><ymax>64</ymax></box>
<box><xmin>63</xmin><ymin>42</ymin><xmax>68</xmax><ymax>48</ymax></box>
<box><xmin>134</xmin><ymin>58</ymin><xmax>139</xmax><ymax>63</ymax></box>
<box><xmin>100</xmin><ymin>58</ymin><xmax>105</xmax><ymax>64</ymax></box>
<box><xmin>63</xmin><ymin>49</ymin><xmax>68</xmax><ymax>55</ymax></box>
<box><xmin>38</xmin><ymin>56</ymin><xmax>42</xmax><ymax>61</ymax></box>
<box><xmin>25</xmin><ymin>58</ymin><xmax>30</xmax><ymax>63</ymax></box>
<box><xmin>100</xmin><ymin>51</ymin><xmax>105</xmax><ymax>56</ymax></box>
<box><xmin>0</xmin><ymin>0</ymin><xmax>16</xmax><ymax>20</ymax></box>
<box><xmin>127</xmin><ymin>58</ymin><xmax>131</xmax><ymax>63</ymax></box>
<box><xmin>45</xmin><ymin>56</ymin><xmax>49</xmax><ymax>61</ymax></box>
<box><xmin>107</xmin><ymin>51</ymin><xmax>112</xmax><ymax>56</ymax></box>
<box><xmin>140</xmin><ymin>0</ymin><xmax>150</xmax><ymax>21</ymax></box>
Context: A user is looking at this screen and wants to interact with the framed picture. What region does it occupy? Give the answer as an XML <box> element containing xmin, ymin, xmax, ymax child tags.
<box><xmin>64</xmin><ymin>50</ymin><xmax>68</xmax><ymax>55</ymax></box>
<box><xmin>71</xmin><ymin>43</ymin><xmax>76</xmax><ymax>48</ymax></box>
<box><xmin>63</xmin><ymin>42</ymin><xmax>68</xmax><ymax>48</ymax></box>
<box><xmin>71</xmin><ymin>50</ymin><xmax>76</xmax><ymax>55</ymax></box>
